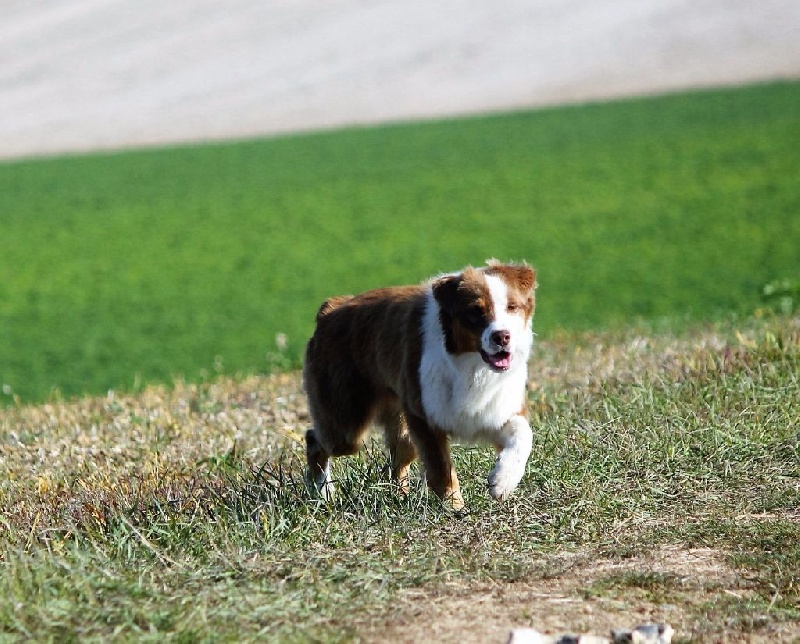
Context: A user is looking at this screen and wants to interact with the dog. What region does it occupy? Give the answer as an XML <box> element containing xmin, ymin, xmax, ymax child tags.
<box><xmin>303</xmin><ymin>260</ymin><xmax>536</xmax><ymax>510</ymax></box>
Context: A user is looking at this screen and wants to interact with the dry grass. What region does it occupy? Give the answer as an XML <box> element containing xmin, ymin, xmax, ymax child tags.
<box><xmin>1</xmin><ymin>315</ymin><xmax>799</xmax><ymax>641</ymax></box>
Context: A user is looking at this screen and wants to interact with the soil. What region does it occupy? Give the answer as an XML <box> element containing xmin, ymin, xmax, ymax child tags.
<box><xmin>359</xmin><ymin>546</ymin><xmax>787</xmax><ymax>643</ymax></box>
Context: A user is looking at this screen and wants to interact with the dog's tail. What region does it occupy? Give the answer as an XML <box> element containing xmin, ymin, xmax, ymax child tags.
<box><xmin>315</xmin><ymin>295</ymin><xmax>354</xmax><ymax>322</ymax></box>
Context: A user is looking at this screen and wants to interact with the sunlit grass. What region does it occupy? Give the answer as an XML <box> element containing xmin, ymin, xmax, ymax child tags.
<box><xmin>2</xmin><ymin>314</ymin><xmax>798</xmax><ymax>640</ymax></box>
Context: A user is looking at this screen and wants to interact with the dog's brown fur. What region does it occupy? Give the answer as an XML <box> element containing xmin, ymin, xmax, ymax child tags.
<box><xmin>303</xmin><ymin>284</ymin><xmax>447</xmax><ymax>499</ymax></box>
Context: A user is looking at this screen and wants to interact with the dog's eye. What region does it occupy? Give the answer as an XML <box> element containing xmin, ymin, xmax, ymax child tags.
<box><xmin>507</xmin><ymin>303</ymin><xmax>519</xmax><ymax>313</ymax></box>
<box><xmin>465</xmin><ymin>306</ymin><xmax>483</xmax><ymax>325</ymax></box>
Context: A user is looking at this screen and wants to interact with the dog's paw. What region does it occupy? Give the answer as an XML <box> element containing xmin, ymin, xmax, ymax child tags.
<box><xmin>308</xmin><ymin>480</ymin><xmax>336</xmax><ymax>502</ymax></box>
<box><xmin>445</xmin><ymin>489</ymin><xmax>466</xmax><ymax>512</ymax></box>
<box><xmin>487</xmin><ymin>459</ymin><xmax>525</xmax><ymax>501</ymax></box>
<box><xmin>488</xmin><ymin>416</ymin><xmax>532</xmax><ymax>501</ymax></box>
<box><xmin>306</xmin><ymin>468</ymin><xmax>335</xmax><ymax>501</ymax></box>
<box><xmin>317</xmin><ymin>478</ymin><xmax>336</xmax><ymax>501</ymax></box>
<box><xmin>487</xmin><ymin>471</ymin><xmax>516</xmax><ymax>501</ymax></box>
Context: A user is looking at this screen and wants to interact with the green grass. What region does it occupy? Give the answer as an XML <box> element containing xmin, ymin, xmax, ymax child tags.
<box><xmin>2</xmin><ymin>81</ymin><xmax>799</xmax><ymax>403</ymax></box>
<box><xmin>1</xmin><ymin>314</ymin><xmax>798</xmax><ymax>641</ymax></box>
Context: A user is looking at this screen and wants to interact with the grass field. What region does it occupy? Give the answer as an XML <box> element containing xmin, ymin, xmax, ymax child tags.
<box><xmin>1</xmin><ymin>81</ymin><xmax>799</xmax><ymax>403</ymax></box>
<box><xmin>1</xmin><ymin>313</ymin><xmax>798</xmax><ymax>641</ymax></box>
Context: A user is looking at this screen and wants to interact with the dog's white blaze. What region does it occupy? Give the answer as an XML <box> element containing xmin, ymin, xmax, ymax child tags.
<box><xmin>481</xmin><ymin>274</ymin><xmax>533</xmax><ymax>358</ymax></box>
<box><xmin>419</xmin><ymin>272</ymin><xmax>532</xmax><ymax>440</ymax></box>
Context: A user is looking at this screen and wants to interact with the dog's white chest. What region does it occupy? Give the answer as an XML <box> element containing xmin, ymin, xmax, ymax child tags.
<box><xmin>418</xmin><ymin>290</ymin><xmax>529</xmax><ymax>439</ymax></box>
<box><xmin>419</xmin><ymin>354</ymin><xmax>526</xmax><ymax>437</ymax></box>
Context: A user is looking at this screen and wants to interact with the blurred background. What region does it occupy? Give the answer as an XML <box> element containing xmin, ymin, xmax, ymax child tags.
<box><xmin>1</xmin><ymin>0</ymin><xmax>799</xmax><ymax>403</ymax></box>
<box><xmin>3</xmin><ymin>0</ymin><xmax>798</xmax><ymax>159</ymax></box>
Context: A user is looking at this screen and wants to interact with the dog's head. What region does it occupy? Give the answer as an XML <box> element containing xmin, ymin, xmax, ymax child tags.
<box><xmin>431</xmin><ymin>260</ymin><xmax>536</xmax><ymax>372</ymax></box>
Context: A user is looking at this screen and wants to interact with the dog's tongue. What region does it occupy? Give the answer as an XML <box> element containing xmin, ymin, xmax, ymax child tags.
<box><xmin>483</xmin><ymin>350</ymin><xmax>511</xmax><ymax>371</ymax></box>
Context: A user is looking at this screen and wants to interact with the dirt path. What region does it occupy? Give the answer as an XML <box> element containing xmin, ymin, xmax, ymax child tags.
<box><xmin>360</xmin><ymin>546</ymin><xmax>789</xmax><ymax>643</ymax></box>
<box><xmin>2</xmin><ymin>0</ymin><xmax>799</xmax><ymax>159</ymax></box>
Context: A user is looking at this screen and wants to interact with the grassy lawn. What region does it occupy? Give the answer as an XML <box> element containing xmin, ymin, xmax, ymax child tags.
<box><xmin>2</xmin><ymin>81</ymin><xmax>799</xmax><ymax>403</ymax></box>
<box><xmin>1</xmin><ymin>313</ymin><xmax>798</xmax><ymax>641</ymax></box>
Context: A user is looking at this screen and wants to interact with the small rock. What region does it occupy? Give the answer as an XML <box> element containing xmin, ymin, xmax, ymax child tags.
<box><xmin>507</xmin><ymin>624</ymin><xmax>672</xmax><ymax>644</ymax></box>
<box><xmin>507</xmin><ymin>630</ymin><xmax>609</xmax><ymax>644</ymax></box>
<box><xmin>612</xmin><ymin>623</ymin><xmax>674</xmax><ymax>644</ymax></box>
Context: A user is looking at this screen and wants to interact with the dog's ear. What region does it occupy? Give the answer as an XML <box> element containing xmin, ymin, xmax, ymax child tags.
<box><xmin>515</xmin><ymin>265</ymin><xmax>537</xmax><ymax>296</ymax></box>
<box><xmin>510</xmin><ymin>265</ymin><xmax>537</xmax><ymax>318</ymax></box>
<box><xmin>486</xmin><ymin>259</ymin><xmax>537</xmax><ymax>295</ymax></box>
<box><xmin>431</xmin><ymin>273</ymin><xmax>462</xmax><ymax>353</ymax></box>
<box><xmin>431</xmin><ymin>273</ymin><xmax>462</xmax><ymax>313</ymax></box>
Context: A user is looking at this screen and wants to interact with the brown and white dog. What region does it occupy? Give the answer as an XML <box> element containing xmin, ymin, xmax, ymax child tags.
<box><xmin>303</xmin><ymin>260</ymin><xmax>536</xmax><ymax>509</ymax></box>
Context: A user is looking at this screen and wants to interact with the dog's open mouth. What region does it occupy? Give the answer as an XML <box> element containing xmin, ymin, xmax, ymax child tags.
<box><xmin>480</xmin><ymin>349</ymin><xmax>512</xmax><ymax>372</ymax></box>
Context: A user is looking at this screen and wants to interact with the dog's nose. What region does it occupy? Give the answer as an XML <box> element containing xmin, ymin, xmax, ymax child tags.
<box><xmin>491</xmin><ymin>330</ymin><xmax>511</xmax><ymax>347</ymax></box>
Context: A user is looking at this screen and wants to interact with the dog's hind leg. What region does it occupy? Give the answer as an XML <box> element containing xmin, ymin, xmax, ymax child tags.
<box><xmin>305</xmin><ymin>428</ymin><xmax>335</xmax><ymax>500</ymax></box>
<box><xmin>305</xmin><ymin>419</ymin><xmax>368</xmax><ymax>500</ymax></box>
<box><xmin>377</xmin><ymin>402</ymin><xmax>417</xmax><ymax>495</ymax></box>
<box><xmin>303</xmin><ymin>360</ymin><xmax>374</xmax><ymax>500</ymax></box>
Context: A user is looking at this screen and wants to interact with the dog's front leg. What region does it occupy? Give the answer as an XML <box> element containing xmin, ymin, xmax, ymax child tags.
<box><xmin>406</xmin><ymin>413</ymin><xmax>464</xmax><ymax>510</ymax></box>
<box><xmin>488</xmin><ymin>415</ymin><xmax>533</xmax><ymax>501</ymax></box>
